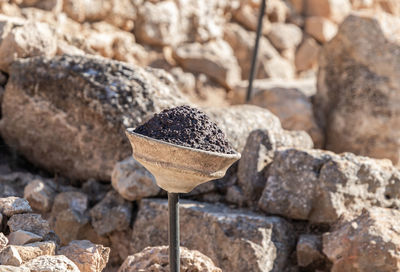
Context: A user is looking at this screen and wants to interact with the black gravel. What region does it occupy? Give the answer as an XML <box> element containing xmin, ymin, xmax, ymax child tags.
<box><xmin>134</xmin><ymin>105</ymin><xmax>235</xmax><ymax>154</ymax></box>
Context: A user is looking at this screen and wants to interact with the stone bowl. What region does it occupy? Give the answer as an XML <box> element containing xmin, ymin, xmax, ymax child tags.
<box><xmin>125</xmin><ymin>128</ymin><xmax>241</xmax><ymax>193</ymax></box>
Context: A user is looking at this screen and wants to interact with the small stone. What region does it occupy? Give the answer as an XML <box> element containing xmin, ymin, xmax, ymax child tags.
<box><xmin>8</xmin><ymin>214</ymin><xmax>51</xmax><ymax>237</ymax></box>
<box><xmin>58</xmin><ymin>240</ymin><xmax>110</xmax><ymax>272</ymax></box>
<box><xmin>112</xmin><ymin>157</ymin><xmax>159</xmax><ymax>201</ymax></box>
<box><xmin>120</xmin><ymin>246</ymin><xmax>222</xmax><ymax>272</ymax></box>
<box><xmin>89</xmin><ymin>190</ymin><xmax>132</xmax><ymax>236</ymax></box>
<box><xmin>297</xmin><ymin>235</ymin><xmax>324</xmax><ymax>267</ymax></box>
<box><xmin>14</xmin><ymin>241</ymin><xmax>56</xmax><ymax>263</ymax></box>
<box><xmin>21</xmin><ymin>255</ymin><xmax>79</xmax><ymax>272</ymax></box>
<box><xmin>295</xmin><ymin>37</ymin><xmax>321</xmax><ymax>72</ymax></box>
<box><xmin>0</xmin><ymin>232</ymin><xmax>8</xmax><ymax>250</ymax></box>
<box><xmin>0</xmin><ymin>246</ymin><xmax>23</xmax><ymax>266</ymax></box>
<box><xmin>0</xmin><ymin>197</ymin><xmax>32</xmax><ymax>217</ymax></box>
<box><xmin>24</xmin><ymin>179</ymin><xmax>56</xmax><ymax>213</ymax></box>
<box><xmin>267</xmin><ymin>23</ymin><xmax>303</xmax><ymax>50</ymax></box>
<box><xmin>8</xmin><ymin>230</ymin><xmax>42</xmax><ymax>246</ymax></box>
<box><xmin>53</xmin><ymin>209</ymin><xmax>90</xmax><ymax>246</ymax></box>
<box><xmin>305</xmin><ymin>16</ymin><xmax>338</xmax><ymax>43</ymax></box>
<box><xmin>305</xmin><ymin>0</ymin><xmax>351</xmax><ymax>23</ymax></box>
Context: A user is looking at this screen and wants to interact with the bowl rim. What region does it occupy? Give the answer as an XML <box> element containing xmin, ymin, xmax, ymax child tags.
<box><xmin>125</xmin><ymin>128</ymin><xmax>241</xmax><ymax>159</ymax></box>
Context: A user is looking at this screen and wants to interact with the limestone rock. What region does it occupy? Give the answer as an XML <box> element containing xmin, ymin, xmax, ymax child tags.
<box><xmin>130</xmin><ymin>199</ymin><xmax>295</xmax><ymax>272</ymax></box>
<box><xmin>173</xmin><ymin>39</ymin><xmax>241</xmax><ymax>89</ymax></box>
<box><xmin>24</xmin><ymin>179</ymin><xmax>56</xmax><ymax>213</ymax></box>
<box><xmin>305</xmin><ymin>0</ymin><xmax>351</xmax><ymax>23</ymax></box>
<box><xmin>8</xmin><ymin>214</ymin><xmax>51</xmax><ymax>237</ymax></box>
<box><xmin>111</xmin><ymin>157</ymin><xmax>159</xmax><ymax>201</ymax></box>
<box><xmin>314</xmin><ymin>12</ymin><xmax>400</xmax><ymax>166</ymax></box>
<box><xmin>233</xmin><ymin>3</ymin><xmax>271</xmax><ymax>34</ymax></box>
<box><xmin>0</xmin><ymin>197</ymin><xmax>32</xmax><ymax>217</ymax></box>
<box><xmin>223</xmin><ymin>23</ymin><xmax>294</xmax><ymax>80</ymax></box>
<box><xmin>0</xmin><ymin>246</ymin><xmax>22</xmax><ymax>266</ymax></box>
<box><xmin>14</xmin><ymin>241</ymin><xmax>56</xmax><ymax>263</ymax></box>
<box><xmin>120</xmin><ymin>246</ymin><xmax>222</xmax><ymax>272</ymax></box>
<box><xmin>0</xmin><ymin>18</ymin><xmax>57</xmax><ymax>72</ymax></box>
<box><xmin>63</xmin><ymin>0</ymin><xmax>111</xmax><ymax>23</ymax></box>
<box><xmin>0</xmin><ymin>55</ymin><xmax>187</xmax><ymax>180</ymax></box>
<box><xmin>58</xmin><ymin>240</ymin><xmax>110</xmax><ymax>272</ymax></box>
<box><xmin>0</xmin><ymin>232</ymin><xmax>8</xmax><ymax>250</ymax></box>
<box><xmin>21</xmin><ymin>255</ymin><xmax>79</xmax><ymax>272</ymax></box>
<box><xmin>295</xmin><ymin>37</ymin><xmax>321</xmax><ymax>72</ymax></box>
<box><xmin>323</xmin><ymin>207</ymin><xmax>400</xmax><ymax>271</ymax></box>
<box><xmin>267</xmin><ymin>23</ymin><xmax>302</xmax><ymax>50</ymax></box>
<box><xmin>89</xmin><ymin>190</ymin><xmax>132</xmax><ymax>236</ymax></box>
<box><xmin>258</xmin><ymin>148</ymin><xmax>400</xmax><ymax>223</ymax></box>
<box><xmin>0</xmin><ymin>266</ymin><xmax>29</xmax><ymax>272</ymax></box>
<box><xmin>8</xmin><ymin>230</ymin><xmax>42</xmax><ymax>246</ymax></box>
<box><xmin>297</xmin><ymin>234</ymin><xmax>325</xmax><ymax>267</ymax></box>
<box><xmin>305</xmin><ymin>16</ymin><xmax>338</xmax><ymax>43</ymax></box>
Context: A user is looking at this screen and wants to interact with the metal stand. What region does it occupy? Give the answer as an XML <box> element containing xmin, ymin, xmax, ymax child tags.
<box><xmin>246</xmin><ymin>0</ymin><xmax>267</xmax><ymax>102</ymax></box>
<box><xmin>168</xmin><ymin>192</ymin><xmax>180</xmax><ymax>272</ymax></box>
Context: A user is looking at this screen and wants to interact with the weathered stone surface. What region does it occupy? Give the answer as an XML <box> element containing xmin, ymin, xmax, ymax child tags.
<box><xmin>62</xmin><ymin>0</ymin><xmax>111</xmax><ymax>23</ymax></box>
<box><xmin>89</xmin><ymin>190</ymin><xmax>132</xmax><ymax>236</ymax></box>
<box><xmin>111</xmin><ymin>157</ymin><xmax>159</xmax><ymax>201</ymax></box>
<box><xmin>131</xmin><ymin>199</ymin><xmax>295</xmax><ymax>272</ymax></box>
<box><xmin>295</xmin><ymin>37</ymin><xmax>321</xmax><ymax>72</ymax></box>
<box><xmin>315</xmin><ymin>12</ymin><xmax>400</xmax><ymax>166</ymax></box>
<box><xmin>120</xmin><ymin>246</ymin><xmax>222</xmax><ymax>272</ymax></box>
<box><xmin>0</xmin><ymin>246</ymin><xmax>22</xmax><ymax>266</ymax></box>
<box><xmin>0</xmin><ymin>265</ymin><xmax>29</xmax><ymax>272</ymax></box>
<box><xmin>173</xmin><ymin>39</ymin><xmax>241</xmax><ymax>89</ymax></box>
<box><xmin>0</xmin><ymin>232</ymin><xmax>8</xmax><ymax>250</ymax></box>
<box><xmin>323</xmin><ymin>207</ymin><xmax>400</xmax><ymax>271</ymax></box>
<box><xmin>51</xmin><ymin>192</ymin><xmax>88</xmax><ymax>215</ymax></box>
<box><xmin>248</xmin><ymin>86</ymin><xmax>323</xmax><ymax>147</ymax></box>
<box><xmin>223</xmin><ymin>23</ymin><xmax>294</xmax><ymax>80</ymax></box>
<box><xmin>0</xmin><ymin>18</ymin><xmax>57</xmax><ymax>72</ymax></box>
<box><xmin>258</xmin><ymin>148</ymin><xmax>400</xmax><ymax>223</ymax></box>
<box><xmin>14</xmin><ymin>241</ymin><xmax>56</xmax><ymax>263</ymax></box>
<box><xmin>24</xmin><ymin>179</ymin><xmax>56</xmax><ymax>213</ymax></box>
<box><xmin>8</xmin><ymin>214</ymin><xmax>51</xmax><ymax>237</ymax></box>
<box><xmin>267</xmin><ymin>23</ymin><xmax>302</xmax><ymax>50</ymax></box>
<box><xmin>297</xmin><ymin>234</ymin><xmax>324</xmax><ymax>267</ymax></box>
<box><xmin>237</xmin><ymin>129</ymin><xmax>313</xmax><ymax>205</ymax></box>
<box><xmin>233</xmin><ymin>2</ymin><xmax>271</xmax><ymax>34</ymax></box>
<box><xmin>21</xmin><ymin>255</ymin><xmax>80</xmax><ymax>272</ymax></box>
<box><xmin>305</xmin><ymin>16</ymin><xmax>338</xmax><ymax>43</ymax></box>
<box><xmin>0</xmin><ymin>197</ymin><xmax>32</xmax><ymax>217</ymax></box>
<box><xmin>205</xmin><ymin>105</ymin><xmax>283</xmax><ymax>153</ymax></box>
<box><xmin>58</xmin><ymin>240</ymin><xmax>110</xmax><ymax>272</ymax></box>
<box><xmin>305</xmin><ymin>0</ymin><xmax>351</xmax><ymax>23</ymax></box>
<box><xmin>8</xmin><ymin>230</ymin><xmax>42</xmax><ymax>246</ymax></box>
<box><xmin>0</xmin><ymin>55</ymin><xmax>187</xmax><ymax>180</ymax></box>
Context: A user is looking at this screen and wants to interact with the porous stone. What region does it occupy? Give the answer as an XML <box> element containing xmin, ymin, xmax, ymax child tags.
<box><xmin>0</xmin><ymin>55</ymin><xmax>187</xmax><ymax>180</ymax></box>
<box><xmin>314</xmin><ymin>12</ymin><xmax>400</xmax><ymax>166</ymax></box>
<box><xmin>0</xmin><ymin>197</ymin><xmax>32</xmax><ymax>217</ymax></box>
<box><xmin>24</xmin><ymin>179</ymin><xmax>56</xmax><ymax>213</ymax></box>
<box><xmin>120</xmin><ymin>246</ymin><xmax>222</xmax><ymax>272</ymax></box>
<box><xmin>7</xmin><ymin>230</ymin><xmax>42</xmax><ymax>246</ymax></box>
<box><xmin>0</xmin><ymin>265</ymin><xmax>29</xmax><ymax>272</ymax></box>
<box><xmin>323</xmin><ymin>207</ymin><xmax>400</xmax><ymax>271</ymax></box>
<box><xmin>305</xmin><ymin>16</ymin><xmax>338</xmax><ymax>43</ymax></box>
<box><xmin>0</xmin><ymin>246</ymin><xmax>22</xmax><ymax>266</ymax></box>
<box><xmin>89</xmin><ymin>190</ymin><xmax>132</xmax><ymax>236</ymax></box>
<box><xmin>112</xmin><ymin>157</ymin><xmax>159</xmax><ymax>201</ymax></box>
<box><xmin>258</xmin><ymin>148</ymin><xmax>400</xmax><ymax>223</ymax></box>
<box><xmin>130</xmin><ymin>199</ymin><xmax>295</xmax><ymax>272</ymax></box>
<box><xmin>7</xmin><ymin>214</ymin><xmax>51</xmax><ymax>237</ymax></box>
<box><xmin>267</xmin><ymin>23</ymin><xmax>302</xmax><ymax>50</ymax></box>
<box><xmin>58</xmin><ymin>240</ymin><xmax>110</xmax><ymax>272</ymax></box>
<box><xmin>0</xmin><ymin>232</ymin><xmax>8</xmax><ymax>250</ymax></box>
<box><xmin>297</xmin><ymin>234</ymin><xmax>325</xmax><ymax>267</ymax></box>
<box><xmin>14</xmin><ymin>241</ymin><xmax>56</xmax><ymax>263</ymax></box>
<box><xmin>21</xmin><ymin>255</ymin><xmax>80</xmax><ymax>272</ymax></box>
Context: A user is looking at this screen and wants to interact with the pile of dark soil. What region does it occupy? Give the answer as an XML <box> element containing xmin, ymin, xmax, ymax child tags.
<box><xmin>134</xmin><ymin>105</ymin><xmax>235</xmax><ymax>154</ymax></box>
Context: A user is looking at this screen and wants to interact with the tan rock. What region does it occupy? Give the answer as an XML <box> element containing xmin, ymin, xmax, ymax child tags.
<box><xmin>63</xmin><ymin>0</ymin><xmax>111</xmax><ymax>22</ymax></box>
<box><xmin>112</xmin><ymin>157</ymin><xmax>159</xmax><ymax>201</ymax></box>
<box><xmin>297</xmin><ymin>234</ymin><xmax>325</xmax><ymax>267</ymax></box>
<box><xmin>305</xmin><ymin>0</ymin><xmax>351</xmax><ymax>23</ymax></box>
<box><xmin>0</xmin><ymin>265</ymin><xmax>29</xmax><ymax>272</ymax></box>
<box><xmin>58</xmin><ymin>240</ymin><xmax>110</xmax><ymax>272</ymax></box>
<box><xmin>305</xmin><ymin>16</ymin><xmax>338</xmax><ymax>43</ymax></box>
<box><xmin>21</xmin><ymin>255</ymin><xmax>79</xmax><ymax>272</ymax></box>
<box><xmin>376</xmin><ymin>0</ymin><xmax>400</xmax><ymax>16</ymax></box>
<box><xmin>7</xmin><ymin>214</ymin><xmax>51</xmax><ymax>237</ymax></box>
<box><xmin>0</xmin><ymin>197</ymin><xmax>32</xmax><ymax>217</ymax></box>
<box><xmin>173</xmin><ymin>39</ymin><xmax>241</xmax><ymax>89</ymax></box>
<box><xmin>267</xmin><ymin>23</ymin><xmax>303</xmax><ymax>50</ymax></box>
<box><xmin>0</xmin><ymin>55</ymin><xmax>187</xmax><ymax>180</ymax></box>
<box><xmin>295</xmin><ymin>37</ymin><xmax>321</xmax><ymax>72</ymax></box>
<box><xmin>120</xmin><ymin>246</ymin><xmax>222</xmax><ymax>272</ymax></box>
<box><xmin>323</xmin><ymin>208</ymin><xmax>400</xmax><ymax>271</ymax></box>
<box><xmin>315</xmin><ymin>12</ymin><xmax>400</xmax><ymax>165</ymax></box>
<box><xmin>0</xmin><ymin>246</ymin><xmax>22</xmax><ymax>266</ymax></box>
<box><xmin>266</xmin><ymin>0</ymin><xmax>290</xmax><ymax>22</ymax></box>
<box><xmin>233</xmin><ymin>3</ymin><xmax>271</xmax><ymax>34</ymax></box>
<box><xmin>289</xmin><ymin>0</ymin><xmax>304</xmax><ymax>13</ymax></box>
<box><xmin>0</xmin><ymin>232</ymin><xmax>8</xmax><ymax>250</ymax></box>
<box><xmin>107</xmin><ymin>230</ymin><xmax>131</xmax><ymax>265</ymax></box>
<box><xmin>24</xmin><ymin>179</ymin><xmax>56</xmax><ymax>213</ymax></box>
<box><xmin>104</xmin><ymin>0</ymin><xmax>136</xmax><ymax>31</ymax></box>
<box><xmin>51</xmin><ymin>192</ymin><xmax>88</xmax><ymax>215</ymax></box>
<box><xmin>15</xmin><ymin>241</ymin><xmax>56</xmax><ymax>263</ymax></box>
<box><xmin>8</xmin><ymin>230</ymin><xmax>42</xmax><ymax>246</ymax></box>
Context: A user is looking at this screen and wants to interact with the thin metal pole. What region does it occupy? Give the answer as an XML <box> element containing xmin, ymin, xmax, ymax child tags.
<box><xmin>168</xmin><ymin>192</ymin><xmax>180</xmax><ymax>272</ymax></box>
<box><xmin>246</xmin><ymin>0</ymin><xmax>266</xmax><ymax>102</ymax></box>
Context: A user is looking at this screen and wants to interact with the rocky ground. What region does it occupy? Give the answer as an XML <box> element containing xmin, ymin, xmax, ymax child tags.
<box><xmin>0</xmin><ymin>0</ymin><xmax>399</xmax><ymax>271</ymax></box>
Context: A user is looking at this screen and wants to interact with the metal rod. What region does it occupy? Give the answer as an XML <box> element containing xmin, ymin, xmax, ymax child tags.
<box><xmin>168</xmin><ymin>192</ymin><xmax>180</xmax><ymax>272</ymax></box>
<box><xmin>246</xmin><ymin>0</ymin><xmax>267</xmax><ymax>102</ymax></box>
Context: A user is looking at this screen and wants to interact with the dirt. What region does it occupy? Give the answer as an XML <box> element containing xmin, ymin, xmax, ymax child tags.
<box><xmin>134</xmin><ymin>105</ymin><xmax>236</xmax><ymax>154</ymax></box>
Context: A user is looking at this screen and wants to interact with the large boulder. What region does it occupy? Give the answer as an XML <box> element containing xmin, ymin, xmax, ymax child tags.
<box><xmin>258</xmin><ymin>148</ymin><xmax>400</xmax><ymax>223</ymax></box>
<box><xmin>0</xmin><ymin>55</ymin><xmax>187</xmax><ymax>180</ymax></box>
<box><xmin>130</xmin><ymin>199</ymin><xmax>295</xmax><ymax>272</ymax></box>
<box><xmin>314</xmin><ymin>12</ymin><xmax>400</xmax><ymax>166</ymax></box>
<box><xmin>323</xmin><ymin>207</ymin><xmax>400</xmax><ymax>271</ymax></box>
